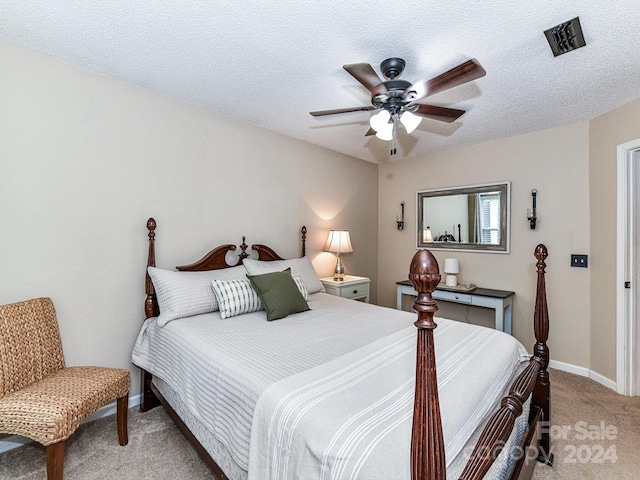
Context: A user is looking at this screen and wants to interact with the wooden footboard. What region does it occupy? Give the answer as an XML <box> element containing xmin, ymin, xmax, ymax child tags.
<box><xmin>409</xmin><ymin>245</ymin><xmax>552</xmax><ymax>480</ymax></box>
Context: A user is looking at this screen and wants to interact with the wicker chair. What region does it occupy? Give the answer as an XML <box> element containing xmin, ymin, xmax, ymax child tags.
<box><xmin>0</xmin><ymin>297</ymin><xmax>130</xmax><ymax>480</ymax></box>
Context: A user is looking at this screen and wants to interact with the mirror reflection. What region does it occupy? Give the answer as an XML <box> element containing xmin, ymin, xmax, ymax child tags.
<box><xmin>417</xmin><ymin>182</ymin><xmax>510</xmax><ymax>253</ymax></box>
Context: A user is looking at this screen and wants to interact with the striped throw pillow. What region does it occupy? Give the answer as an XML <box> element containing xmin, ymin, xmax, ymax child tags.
<box><xmin>211</xmin><ymin>278</ymin><xmax>263</xmax><ymax>319</ymax></box>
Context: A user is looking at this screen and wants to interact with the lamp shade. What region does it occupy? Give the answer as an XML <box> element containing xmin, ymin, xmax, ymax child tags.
<box><xmin>370</xmin><ymin>110</ymin><xmax>394</xmax><ymax>141</ymax></box>
<box><xmin>443</xmin><ymin>258</ymin><xmax>459</xmax><ymax>274</ymax></box>
<box><xmin>423</xmin><ymin>227</ymin><xmax>434</xmax><ymax>243</ymax></box>
<box><xmin>324</xmin><ymin>230</ymin><xmax>353</xmax><ymax>253</ymax></box>
<box><xmin>370</xmin><ymin>110</ymin><xmax>390</xmax><ymax>132</ymax></box>
<box><xmin>375</xmin><ymin>124</ymin><xmax>393</xmax><ymax>141</ymax></box>
<box><xmin>400</xmin><ymin>111</ymin><xmax>423</xmax><ymax>134</ymax></box>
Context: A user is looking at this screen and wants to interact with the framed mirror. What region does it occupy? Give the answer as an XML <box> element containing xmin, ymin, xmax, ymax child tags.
<box><xmin>417</xmin><ymin>182</ymin><xmax>510</xmax><ymax>253</ymax></box>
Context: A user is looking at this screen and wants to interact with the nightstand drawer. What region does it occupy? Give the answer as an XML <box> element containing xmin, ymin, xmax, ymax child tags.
<box><xmin>341</xmin><ymin>283</ymin><xmax>370</xmax><ymax>301</ymax></box>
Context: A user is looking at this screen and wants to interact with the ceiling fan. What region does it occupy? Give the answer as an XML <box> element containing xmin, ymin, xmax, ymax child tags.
<box><xmin>310</xmin><ymin>57</ymin><xmax>486</xmax><ymax>155</ymax></box>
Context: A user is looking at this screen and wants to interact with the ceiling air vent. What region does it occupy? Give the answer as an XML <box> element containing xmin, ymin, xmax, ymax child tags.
<box><xmin>544</xmin><ymin>17</ymin><xmax>586</xmax><ymax>57</ymax></box>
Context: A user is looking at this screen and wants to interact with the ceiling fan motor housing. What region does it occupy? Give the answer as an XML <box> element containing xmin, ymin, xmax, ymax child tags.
<box><xmin>380</xmin><ymin>57</ymin><xmax>406</xmax><ymax>79</ymax></box>
<box><xmin>372</xmin><ymin>79</ymin><xmax>413</xmax><ymax>110</ymax></box>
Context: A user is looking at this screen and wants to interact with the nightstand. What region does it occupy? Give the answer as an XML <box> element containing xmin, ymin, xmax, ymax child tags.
<box><xmin>320</xmin><ymin>275</ymin><xmax>370</xmax><ymax>303</ymax></box>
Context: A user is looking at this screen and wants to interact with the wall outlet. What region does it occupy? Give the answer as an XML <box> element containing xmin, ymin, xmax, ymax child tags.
<box><xmin>571</xmin><ymin>254</ymin><xmax>588</xmax><ymax>268</ymax></box>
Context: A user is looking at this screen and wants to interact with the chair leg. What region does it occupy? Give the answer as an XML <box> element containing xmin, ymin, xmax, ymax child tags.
<box><xmin>117</xmin><ymin>394</ymin><xmax>129</xmax><ymax>445</ymax></box>
<box><xmin>46</xmin><ymin>441</ymin><xmax>65</xmax><ymax>480</ymax></box>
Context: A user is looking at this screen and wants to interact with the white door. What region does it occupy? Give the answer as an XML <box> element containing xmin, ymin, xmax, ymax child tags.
<box><xmin>617</xmin><ymin>141</ymin><xmax>640</xmax><ymax>396</ymax></box>
<box><xmin>635</xmin><ymin>149</ymin><xmax>640</xmax><ymax>394</ymax></box>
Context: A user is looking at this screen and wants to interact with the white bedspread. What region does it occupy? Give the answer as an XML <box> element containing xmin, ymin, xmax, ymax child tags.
<box><xmin>248</xmin><ymin>321</ymin><xmax>527</xmax><ymax>480</ymax></box>
<box><xmin>131</xmin><ymin>293</ymin><xmax>529</xmax><ymax>478</ymax></box>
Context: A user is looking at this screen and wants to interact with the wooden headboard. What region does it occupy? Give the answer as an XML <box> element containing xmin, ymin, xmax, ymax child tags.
<box><xmin>144</xmin><ymin>217</ymin><xmax>307</xmax><ymax>319</ymax></box>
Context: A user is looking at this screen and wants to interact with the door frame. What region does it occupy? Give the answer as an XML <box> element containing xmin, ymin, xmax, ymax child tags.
<box><xmin>616</xmin><ymin>138</ymin><xmax>640</xmax><ymax>395</ymax></box>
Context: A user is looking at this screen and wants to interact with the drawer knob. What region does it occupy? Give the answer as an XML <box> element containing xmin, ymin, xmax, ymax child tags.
<box><xmin>353</xmin><ymin>289</ymin><xmax>358</xmax><ymax>294</ymax></box>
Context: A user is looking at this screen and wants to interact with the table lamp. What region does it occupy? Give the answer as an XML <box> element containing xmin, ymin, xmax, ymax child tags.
<box><xmin>443</xmin><ymin>258</ymin><xmax>459</xmax><ymax>287</ymax></box>
<box><xmin>324</xmin><ymin>230</ymin><xmax>353</xmax><ymax>281</ymax></box>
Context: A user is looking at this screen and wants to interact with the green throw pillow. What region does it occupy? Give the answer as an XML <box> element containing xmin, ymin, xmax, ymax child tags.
<box><xmin>247</xmin><ymin>268</ymin><xmax>310</xmax><ymax>321</ymax></box>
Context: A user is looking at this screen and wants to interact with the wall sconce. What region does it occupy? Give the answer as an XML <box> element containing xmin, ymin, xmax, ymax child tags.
<box><xmin>527</xmin><ymin>189</ymin><xmax>537</xmax><ymax>229</ymax></box>
<box><xmin>443</xmin><ymin>258</ymin><xmax>459</xmax><ymax>287</ymax></box>
<box><xmin>423</xmin><ymin>226</ymin><xmax>434</xmax><ymax>242</ymax></box>
<box><xmin>396</xmin><ymin>201</ymin><xmax>405</xmax><ymax>230</ymax></box>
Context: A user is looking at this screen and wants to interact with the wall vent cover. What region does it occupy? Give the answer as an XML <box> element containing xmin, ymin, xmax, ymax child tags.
<box><xmin>544</xmin><ymin>17</ymin><xmax>586</xmax><ymax>57</ymax></box>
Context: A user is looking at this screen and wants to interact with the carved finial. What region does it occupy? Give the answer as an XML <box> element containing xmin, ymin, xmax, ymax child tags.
<box><xmin>410</xmin><ymin>249</ymin><xmax>440</xmax><ymax>276</ymax></box>
<box><xmin>535</xmin><ymin>244</ymin><xmax>548</xmax><ymax>262</ymax></box>
<box><xmin>239</xmin><ymin>235</ymin><xmax>249</xmax><ymax>260</ymax></box>
<box><xmin>409</xmin><ymin>250</ymin><xmax>441</xmax><ymax>329</ymax></box>
<box><xmin>147</xmin><ymin>218</ymin><xmax>156</xmax><ymax>242</ymax></box>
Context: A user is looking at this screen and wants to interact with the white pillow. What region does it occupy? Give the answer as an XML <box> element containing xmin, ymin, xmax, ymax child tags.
<box><xmin>243</xmin><ymin>257</ymin><xmax>325</xmax><ymax>294</ymax></box>
<box><xmin>148</xmin><ymin>265</ymin><xmax>247</xmax><ymax>326</ymax></box>
<box><xmin>211</xmin><ymin>278</ymin><xmax>263</xmax><ymax>319</ymax></box>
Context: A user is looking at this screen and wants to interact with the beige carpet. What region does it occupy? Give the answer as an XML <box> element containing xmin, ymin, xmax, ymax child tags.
<box><xmin>0</xmin><ymin>406</ymin><xmax>212</xmax><ymax>480</ymax></box>
<box><xmin>532</xmin><ymin>369</ymin><xmax>640</xmax><ymax>480</ymax></box>
<box><xmin>1</xmin><ymin>368</ymin><xmax>638</xmax><ymax>479</ymax></box>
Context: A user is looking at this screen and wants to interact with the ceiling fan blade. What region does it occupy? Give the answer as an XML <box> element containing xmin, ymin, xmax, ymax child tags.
<box><xmin>310</xmin><ymin>106</ymin><xmax>376</xmax><ymax>117</ymax></box>
<box><xmin>405</xmin><ymin>59</ymin><xmax>486</xmax><ymax>102</ymax></box>
<box><xmin>364</xmin><ymin>127</ymin><xmax>376</xmax><ymax>136</ymax></box>
<box><xmin>412</xmin><ymin>104</ymin><xmax>466</xmax><ymax>123</ymax></box>
<box><xmin>343</xmin><ymin>63</ymin><xmax>389</xmax><ymax>96</ymax></box>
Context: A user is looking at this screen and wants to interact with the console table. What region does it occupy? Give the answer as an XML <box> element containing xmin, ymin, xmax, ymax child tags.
<box><xmin>395</xmin><ymin>280</ymin><xmax>515</xmax><ymax>334</ymax></box>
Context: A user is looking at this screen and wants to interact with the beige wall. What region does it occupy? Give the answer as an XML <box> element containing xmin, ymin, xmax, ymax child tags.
<box><xmin>378</xmin><ymin>123</ymin><xmax>591</xmax><ymax>368</ymax></box>
<box><xmin>3</xmin><ymin>40</ymin><xmax>640</xmax><ymax>396</ymax></box>
<box><xmin>589</xmin><ymin>98</ymin><xmax>640</xmax><ymax>381</ymax></box>
<box><xmin>0</xmin><ymin>42</ymin><xmax>378</xmax><ymax>397</ymax></box>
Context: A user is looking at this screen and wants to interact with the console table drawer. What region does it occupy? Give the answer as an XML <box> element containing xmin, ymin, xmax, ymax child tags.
<box><xmin>432</xmin><ymin>290</ymin><xmax>472</xmax><ymax>304</ymax></box>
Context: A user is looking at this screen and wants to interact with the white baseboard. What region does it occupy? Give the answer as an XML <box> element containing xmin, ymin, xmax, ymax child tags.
<box><xmin>588</xmin><ymin>369</ymin><xmax>618</xmax><ymax>391</ymax></box>
<box><xmin>549</xmin><ymin>359</ymin><xmax>617</xmax><ymax>391</ymax></box>
<box><xmin>0</xmin><ymin>394</ymin><xmax>142</xmax><ymax>454</ymax></box>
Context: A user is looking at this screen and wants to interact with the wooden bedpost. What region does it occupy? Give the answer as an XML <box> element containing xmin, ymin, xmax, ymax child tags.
<box><xmin>409</xmin><ymin>249</ymin><xmax>446</xmax><ymax>480</ymax></box>
<box><xmin>141</xmin><ymin>217</ymin><xmax>160</xmax><ymax>412</ymax></box>
<box><xmin>532</xmin><ymin>244</ymin><xmax>553</xmax><ymax>465</ymax></box>
<box><xmin>301</xmin><ymin>226</ymin><xmax>307</xmax><ymax>257</ymax></box>
<box><xmin>145</xmin><ymin>218</ymin><xmax>158</xmax><ymax>319</ymax></box>
<box><xmin>456</xmin><ymin>244</ymin><xmax>552</xmax><ymax>479</ymax></box>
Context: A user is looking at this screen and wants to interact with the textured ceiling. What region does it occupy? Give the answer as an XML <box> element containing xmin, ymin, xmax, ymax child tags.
<box><xmin>1</xmin><ymin>1</ymin><xmax>639</xmax><ymax>164</ymax></box>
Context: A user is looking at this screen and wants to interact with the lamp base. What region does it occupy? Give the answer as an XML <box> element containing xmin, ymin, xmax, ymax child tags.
<box><xmin>334</xmin><ymin>253</ymin><xmax>345</xmax><ymax>281</ymax></box>
<box><xmin>445</xmin><ymin>274</ymin><xmax>458</xmax><ymax>287</ymax></box>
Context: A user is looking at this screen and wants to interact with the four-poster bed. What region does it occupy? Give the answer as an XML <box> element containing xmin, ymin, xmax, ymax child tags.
<box><xmin>132</xmin><ymin>218</ymin><xmax>552</xmax><ymax>480</ymax></box>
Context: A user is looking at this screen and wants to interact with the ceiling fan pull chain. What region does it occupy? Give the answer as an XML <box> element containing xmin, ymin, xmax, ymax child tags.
<box><xmin>390</xmin><ymin>117</ymin><xmax>397</xmax><ymax>155</ymax></box>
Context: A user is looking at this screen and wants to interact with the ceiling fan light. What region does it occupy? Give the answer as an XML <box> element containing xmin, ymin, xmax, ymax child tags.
<box><xmin>370</xmin><ymin>110</ymin><xmax>391</xmax><ymax>132</ymax></box>
<box><xmin>375</xmin><ymin>130</ymin><xmax>393</xmax><ymax>141</ymax></box>
<box><xmin>375</xmin><ymin>122</ymin><xmax>394</xmax><ymax>141</ymax></box>
<box><xmin>400</xmin><ymin>111</ymin><xmax>422</xmax><ymax>134</ymax></box>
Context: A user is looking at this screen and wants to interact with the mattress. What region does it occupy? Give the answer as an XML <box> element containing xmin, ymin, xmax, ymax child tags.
<box><xmin>132</xmin><ymin>293</ymin><xmax>530</xmax><ymax>479</ymax></box>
